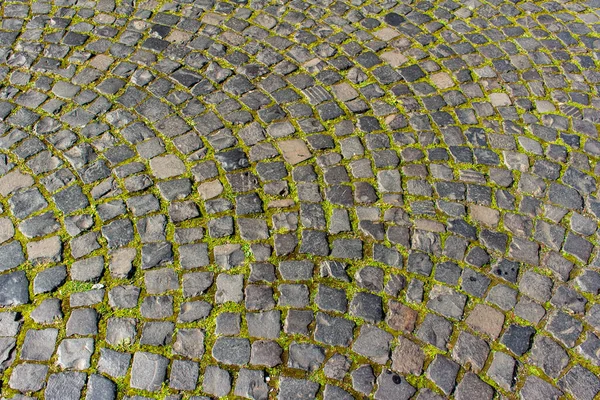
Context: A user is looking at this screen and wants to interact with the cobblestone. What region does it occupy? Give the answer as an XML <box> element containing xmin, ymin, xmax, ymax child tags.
<box><xmin>0</xmin><ymin>0</ymin><xmax>599</xmax><ymax>397</ymax></box>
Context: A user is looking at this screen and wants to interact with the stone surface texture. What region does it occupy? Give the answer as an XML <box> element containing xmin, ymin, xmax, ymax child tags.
<box><xmin>0</xmin><ymin>0</ymin><xmax>598</xmax><ymax>398</ymax></box>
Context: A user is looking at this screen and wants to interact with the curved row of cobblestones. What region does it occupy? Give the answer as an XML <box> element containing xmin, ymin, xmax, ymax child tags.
<box><xmin>1</xmin><ymin>0</ymin><xmax>600</xmax><ymax>399</ymax></box>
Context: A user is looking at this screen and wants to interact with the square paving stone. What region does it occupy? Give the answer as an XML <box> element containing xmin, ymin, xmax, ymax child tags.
<box><xmin>140</xmin><ymin>295</ymin><xmax>173</xmax><ymax>319</ymax></box>
<box><xmin>315</xmin><ymin>284</ymin><xmax>347</xmax><ymax>313</ymax></box>
<box><xmin>21</xmin><ymin>328</ymin><xmax>58</xmax><ymax>361</ymax></box>
<box><xmin>98</xmin><ymin>348</ymin><xmax>131</xmax><ymax>378</ymax></box>
<box><xmin>235</xmin><ymin>369</ymin><xmax>270</xmax><ymax>400</ymax></box>
<box><xmin>215</xmin><ymin>273</ymin><xmax>244</xmax><ymax>303</ymax></box>
<box><xmin>454</xmin><ymin>372</ymin><xmax>494</xmax><ymax>400</ymax></box>
<box><xmin>245</xmin><ymin>285</ymin><xmax>275</xmax><ymax>311</ymax></box>
<box><xmin>57</xmin><ymin>338</ymin><xmax>94</xmax><ymax>370</ymax></box>
<box><xmin>66</xmin><ymin>308</ymin><xmax>98</xmax><ymax>336</ymax></box>
<box><xmin>427</xmin><ymin>285</ymin><xmax>466</xmax><ymax>319</ymax></box>
<box><xmin>173</xmin><ymin>328</ymin><xmax>204</xmax><ymax>359</ymax></box>
<box><xmin>391</xmin><ymin>337</ymin><xmax>425</xmax><ymax>375</ymax></box>
<box><xmin>45</xmin><ymin>372</ymin><xmax>86</xmax><ymax>400</ymax></box>
<box><xmin>501</xmin><ymin>324</ymin><xmax>535</xmax><ymax>356</ymax></box>
<box><xmin>250</xmin><ymin>340</ymin><xmax>282</xmax><ymax>368</ymax></box>
<box><xmin>529</xmin><ymin>335</ymin><xmax>569</xmax><ymax>378</ymax></box>
<box><xmin>284</xmin><ymin>309</ymin><xmax>313</xmax><ymax>336</ymax></box>
<box><xmin>212</xmin><ymin>337</ymin><xmax>250</xmax><ymax>365</ymax></box>
<box><xmin>546</xmin><ymin>310</ymin><xmax>583</xmax><ymax>348</ymax></box>
<box><xmin>106</xmin><ymin>318</ymin><xmax>137</xmax><ymax>346</ymax></box>
<box><xmin>487</xmin><ymin>351</ymin><xmax>516</xmax><ymax>391</ymax></box>
<box><xmin>349</xmin><ymin>292</ymin><xmax>383</xmax><ymax>322</ymax></box>
<box><xmin>324</xmin><ymin>354</ymin><xmax>351</xmax><ymax>380</ymax></box>
<box><xmin>53</xmin><ymin>185</ymin><xmax>89</xmax><ymax>214</ymax></box>
<box><xmin>33</xmin><ymin>265</ymin><xmax>67</xmax><ymax>294</ymax></box>
<box><xmin>452</xmin><ymin>331</ymin><xmax>489</xmax><ymax>372</ymax></box>
<box><xmin>9</xmin><ymin>363</ymin><xmax>48</xmax><ymax>392</ymax></box>
<box><xmin>386</xmin><ymin>300</ymin><xmax>418</xmax><ymax>332</ymax></box>
<box><xmin>374</xmin><ymin>370</ymin><xmax>416</xmax><ymax>400</ymax></box>
<box><xmin>519</xmin><ymin>270</ymin><xmax>553</xmax><ymax>303</ymax></box>
<box><xmin>278</xmin><ymin>377</ymin><xmax>319</xmax><ymax>400</ymax></box>
<box><xmin>86</xmin><ymin>374</ymin><xmax>117</xmax><ymax>400</ymax></box>
<box><xmin>140</xmin><ymin>321</ymin><xmax>174</xmax><ymax>346</ymax></box>
<box><xmin>416</xmin><ymin>314</ymin><xmax>452</xmax><ymax>349</ymax></box>
<box><xmin>352</xmin><ymin>325</ymin><xmax>393</xmax><ymax>364</ymax></box>
<box><xmin>426</xmin><ymin>355</ymin><xmax>459</xmax><ymax>395</ymax></box>
<box><xmin>352</xmin><ymin>365</ymin><xmax>376</xmax><ymax>395</ymax></box>
<box><xmin>323</xmin><ymin>384</ymin><xmax>353</xmax><ymax>400</ymax></box>
<box><xmin>465</xmin><ymin>304</ymin><xmax>504</xmax><ymax>340</ymax></box>
<box><xmin>247</xmin><ymin>310</ymin><xmax>281</xmax><ymax>339</ymax></box>
<box><xmin>216</xmin><ymin>312</ymin><xmax>241</xmax><ymax>336</ymax></box>
<box><xmin>130</xmin><ymin>351</ymin><xmax>169</xmax><ymax>392</ymax></box>
<box><xmin>520</xmin><ymin>375</ymin><xmax>562</xmax><ymax>400</ymax></box>
<box><xmin>514</xmin><ymin>297</ymin><xmax>546</xmax><ymax>325</ymax></box>
<box><xmin>288</xmin><ymin>342</ymin><xmax>325</xmax><ymax>371</ymax></box>
<box><xmin>202</xmin><ymin>365</ymin><xmax>231</xmax><ymax>397</ymax></box>
<box><xmin>558</xmin><ymin>365</ymin><xmax>600</xmax><ymax>400</ymax></box>
<box><xmin>314</xmin><ymin>312</ymin><xmax>355</xmax><ymax>346</ymax></box>
<box><xmin>278</xmin><ymin>284</ymin><xmax>309</xmax><ymax>307</ymax></box>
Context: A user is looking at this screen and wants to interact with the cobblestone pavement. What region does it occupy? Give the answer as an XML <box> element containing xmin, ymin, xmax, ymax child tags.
<box><xmin>1</xmin><ymin>0</ymin><xmax>600</xmax><ymax>398</ymax></box>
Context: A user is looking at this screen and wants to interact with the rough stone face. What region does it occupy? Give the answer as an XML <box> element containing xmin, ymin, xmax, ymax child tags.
<box><xmin>130</xmin><ymin>351</ymin><xmax>169</xmax><ymax>392</ymax></box>
<box><xmin>454</xmin><ymin>372</ymin><xmax>494</xmax><ymax>400</ymax></box>
<box><xmin>323</xmin><ymin>384</ymin><xmax>353</xmax><ymax>400</ymax></box>
<box><xmin>279</xmin><ymin>139</ymin><xmax>312</xmax><ymax>165</ymax></box>
<box><xmin>352</xmin><ymin>325</ymin><xmax>393</xmax><ymax>364</ymax></box>
<box><xmin>0</xmin><ymin>337</ymin><xmax>16</xmax><ymax>371</ymax></box>
<box><xmin>529</xmin><ymin>335</ymin><xmax>569</xmax><ymax>378</ymax></box>
<box><xmin>235</xmin><ymin>369</ymin><xmax>269</xmax><ymax>400</ymax></box>
<box><xmin>487</xmin><ymin>352</ymin><xmax>516</xmax><ymax>390</ymax></box>
<box><xmin>0</xmin><ymin>271</ymin><xmax>29</xmax><ymax>306</ymax></box>
<box><xmin>66</xmin><ymin>308</ymin><xmax>98</xmax><ymax>336</ymax></box>
<box><xmin>278</xmin><ymin>377</ymin><xmax>319</xmax><ymax>400</ymax></box>
<box><xmin>202</xmin><ymin>365</ymin><xmax>231</xmax><ymax>397</ymax></box>
<box><xmin>452</xmin><ymin>331</ymin><xmax>489</xmax><ymax>373</ymax></box>
<box><xmin>314</xmin><ymin>312</ymin><xmax>355</xmax><ymax>347</ymax></box>
<box><xmin>465</xmin><ymin>304</ymin><xmax>504</xmax><ymax>340</ymax></box>
<box><xmin>558</xmin><ymin>365</ymin><xmax>600</xmax><ymax>400</ymax></box>
<box><xmin>45</xmin><ymin>372</ymin><xmax>87</xmax><ymax>400</ymax></box>
<box><xmin>212</xmin><ymin>337</ymin><xmax>251</xmax><ymax>365</ymax></box>
<box><xmin>247</xmin><ymin>310</ymin><xmax>281</xmax><ymax>339</ymax></box>
<box><xmin>288</xmin><ymin>342</ymin><xmax>325</xmax><ymax>371</ymax></box>
<box><xmin>105</xmin><ymin>318</ymin><xmax>136</xmax><ymax>346</ymax></box>
<box><xmin>426</xmin><ymin>355</ymin><xmax>459</xmax><ymax>395</ymax></box>
<box><xmin>173</xmin><ymin>329</ymin><xmax>205</xmax><ymax>359</ymax></box>
<box><xmin>352</xmin><ymin>364</ymin><xmax>376</xmax><ymax>395</ymax></box>
<box><xmin>9</xmin><ymin>363</ymin><xmax>49</xmax><ymax>392</ymax></box>
<box><xmin>21</xmin><ymin>328</ymin><xmax>58</xmax><ymax>361</ymax></box>
<box><xmin>501</xmin><ymin>324</ymin><xmax>535</xmax><ymax>356</ymax></box>
<box><xmin>33</xmin><ymin>265</ymin><xmax>67</xmax><ymax>294</ymax></box>
<box><xmin>57</xmin><ymin>338</ymin><xmax>94</xmax><ymax>370</ymax></box>
<box><xmin>324</xmin><ymin>354</ymin><xmax>351</xmax><ymax>380</ymax></box>
<box><xmin>520</xmin><ymin>375</ymin><xmax>562</xmax><ymax>400</ymax></box>
<box><xmin>386</xmin><ymin>300</ymin><xmax>418</xmax><ymax>332</ymax></box>
<box><xmin>416</xmin><ymin>314</ymin><xmax>453</xmax><ymax>349</ymax></box>
<box><xmin>251</xmin><ymin>340</ymin><xmax>282</xmax><ymax>367</ymax></box>
<box><xmin>374</xmin><ymin>370</ymin><xmax>416</xmax><ymax>400</ymax></box>
<box><xmin>391</xmin><ymin>337</ymin><xmax>424</xmax><ymax>375</ymax></box>
<box><xmin>86</xmin><ymin>374</ymin><xmax>117</xmax><ymax>400</ymax></box>
<box><xmin>350</xmin><ymin>292</ymin><xmax>383</xmax><ymax>323</ymax></box>
<box><xmin>427</xmin><ymin>285</ymin><xmax>466</xmax><ymax>320</ymax></box>
<box><xmin>98</xmin><ymin>349</ymin><xmax>131</xmax><ymax>378</ymax></box>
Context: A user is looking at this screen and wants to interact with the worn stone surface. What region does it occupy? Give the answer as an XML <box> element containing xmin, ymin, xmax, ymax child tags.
<box><xmin>0</xmin><ymin>1</ymin><xmax>598</xmax><ymax>397</ymax></box>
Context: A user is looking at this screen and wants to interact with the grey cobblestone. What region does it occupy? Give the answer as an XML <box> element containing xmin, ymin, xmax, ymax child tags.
<box><xmin>0</xmin><ymin>0</ymin><xmax>599</xmax><ymax>398</ymax></box>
